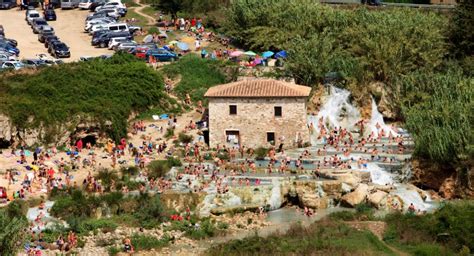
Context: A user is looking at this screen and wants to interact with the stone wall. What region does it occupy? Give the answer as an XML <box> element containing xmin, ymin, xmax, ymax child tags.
<box><xmin>207</xmin><ymin>97</ymin><xmax>310</xmax><ymax>149</ymax></box>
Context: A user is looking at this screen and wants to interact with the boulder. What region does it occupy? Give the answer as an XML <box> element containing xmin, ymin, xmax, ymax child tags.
<box><xmin>210</xmin><ymin>204</ymin><xmax>260</xmax><ymax>215</ymax></box>
<box><xmin>341</xmin><ymin>184</ymin><xmax>369</xmax><ymax>207</ymax></box>
<box><xmin>300</xmin><ymin>194</ymin><xmax>329</xmax><ymax>209</ymax></box>
<box><xmin>367</xmin><ymin>190</ymin><xmax>388</xmax><ymax>209</ymax></box>
<box><xmin>322</xmin><ymin>181</ymin><xmax>343</xmax><ymax>195</ymax></box>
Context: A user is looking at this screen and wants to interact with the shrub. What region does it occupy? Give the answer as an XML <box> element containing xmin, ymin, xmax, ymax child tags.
<box><xmin>0</xmin><ymin>53</ymin><xmax>177</xmax><ymax>143</ymax></box>
<box><xmin>147</xmin><ymin>160</ymin><xmax>171</xmax><ymax>179</ymax></box>
<box><xmin>134</xmin><ymin>194</ymin><xmax>166</xmax><ymax>228</ymax></box>
<box><xmin>164</xmin><ymin>127</ymin><xmax>174</xmax><ymax>139</ymax></box>
<box><xmin>95</xmin><ymin>169</ymin><xmax>119</xmax><ymax>191</ymax></box>
<box><xmin>254</xmin><ymin>147</ymin><xmax>269</xmax><ymax>159</ymax></box>
<box><xmin>178</xmin><ymin>132</ymin><xmax>193</xmax><ymax>144</ymax></box>
<box><xmin>76</xmin><ymin>219</ymin><xmax>118</xmax><ymax>234</ymax></box>
<box><xmin>131</xmin><ymin>234</ymin><xmax>171</xmax><ymax>251</ymax></box>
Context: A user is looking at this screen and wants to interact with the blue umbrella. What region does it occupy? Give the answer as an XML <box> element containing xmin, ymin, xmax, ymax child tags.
<box><xmin>177</xmin><ymin>42</ymin><xmax>189</xmax><ymax>51</ymax></box>
<box><xmin>262</xmin><ymin>51</ymin><xmax>274</xmax><ymax>58</ymax></box>
<box><xmin>275</xmin><ymin>50</ymin><xmax>287</xmax><ymax>59</ymax></box>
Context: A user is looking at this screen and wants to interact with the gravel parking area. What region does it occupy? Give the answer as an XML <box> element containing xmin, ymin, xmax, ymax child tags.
<box><xmin>1</xmin><ymin>8</ymin><xmax>110</xmax><ymax>62</ymax></box>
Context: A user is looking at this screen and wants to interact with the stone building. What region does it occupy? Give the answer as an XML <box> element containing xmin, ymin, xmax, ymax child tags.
<box><xmin>204</xmin><ymin>79</ymin><xmax>311</xmax><ymax>149</ymax></box>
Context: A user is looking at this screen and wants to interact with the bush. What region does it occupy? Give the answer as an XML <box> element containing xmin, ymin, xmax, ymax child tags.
<box><xmin>254</xmin><ymin>147</ymin><xmax>268</xmax><ymax>159</ymax></box>
<box><xmin>178</xmin><ymin>132</ymin><xmax>193</xmax><ymax>144</ymax></box>
<box><xmin>147</xmin><ymin>160</ymin><xmax>171</xmax><ymax>179</ymax></box>
<box><xmin>164</xmin><ymin>127</ymin><xmax>174</xmax><ymax>139</ymax></box>
<box><xmin>0</xmin><ymin>53</ymin><xmax>177</xmax><ymax>143</ymax></box>
<box><xmin>134</xmin><ymin>194</ymin><xmax>166</xmax><ymax>228</ymax></box>
<box><xmin>95</xmin><ymin>169</ymin><xmax>119</xmax><ymax>191</ymax></box>
<box><xmin>76</xmin><ymin>219</ymin><xmax>118</xmax><ymax>234</ymax></box>
<box><xmin>130</xmin><ymin>234</ymin><xmax>171</xmax><ymax>251</ymax></box>
<box><xmin>384</xmin><ymin>201</ymin><xmax>474</xmax><ymax>253</ymax></box>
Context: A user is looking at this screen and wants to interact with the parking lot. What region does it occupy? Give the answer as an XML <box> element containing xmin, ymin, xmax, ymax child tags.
<box><xmin>1</xmin><ymin>8</ymin><xmax>110</xmax><ymax>62</ymax></box>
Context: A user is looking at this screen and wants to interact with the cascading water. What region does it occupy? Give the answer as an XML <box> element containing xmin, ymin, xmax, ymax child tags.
<box><xmin>308</xmin><ymin>86</ymin><xmax>360</xmax><ymax>144</ymax></box>
<box><xmin>394</xmin><ymin>185</ymin><xmax>435</xmax><ymax>212</ymax></box>
<box><xmin>365</xmin><ymin>163</ymin><xmax>394</xmax><ymax>185</ymax></box>
<box><xmin>268</xmin><ymin>179</ymin><xmax>282</xmax><ymax>210</ymax></box>
<box><xmin>26</xmin><ymin>201</ymin><xmax>56</xmax><ymax>231</ymax></box>
<box><xmin>368</xmin><ymin>97</ymin><xmax>397</xmax><ymax>138</ymax></box>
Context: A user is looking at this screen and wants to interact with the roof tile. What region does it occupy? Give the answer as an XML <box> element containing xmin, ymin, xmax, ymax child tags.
<box><xmin>204</xmin><ymin>79</ymin><xmax>311</xmax><ymax>98</ymax></box>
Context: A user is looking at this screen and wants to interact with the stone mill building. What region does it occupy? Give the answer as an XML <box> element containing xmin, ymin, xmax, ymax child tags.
<box><xmin>204</xmin><ymin>79</ymin><xmax>311</xmax><ymax>149</ymax></box>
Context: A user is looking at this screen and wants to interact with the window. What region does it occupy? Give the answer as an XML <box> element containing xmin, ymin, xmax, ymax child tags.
<box><xmin>267</xmin><ymin>132</ymin><xmax>275</xmax><ymax>143</ymax></box>
<box><xmin>274</xmin><ymin>106</ymin><xmax>282</xmax><ymax>117</ymax></box>
<box><xmin>229</xmin><ymin>105</ymin><xmax>237</xmax><ymax>115</ymax></box>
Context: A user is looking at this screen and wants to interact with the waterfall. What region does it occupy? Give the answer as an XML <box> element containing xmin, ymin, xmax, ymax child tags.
<box><xmin>365</xmin><ymin>163</ymin><xmax>394</xmax><ymax>185</ymax></box>
<box><xmin>368</xmin><ymin>97</ymin><xmax>397</xmax><ymax>137</ymax></box>
<box><xmin>268</xmin><ymin>179</ymin><xmax>282</xmax><ymax>210</ymax></box>
<box><xmin>394</xmin><ymin>185</ymin><xmax>434</xmax><ymax>212</ymax></box>
<box><xmin>27</xmin><ymin>201</ymin><xmax>56</xmax><ymax>231</ymax></box>
<box><xmin>308</xmin><ymin>86</ymin><xmax>360</xmax><ymax>143</ymax></box>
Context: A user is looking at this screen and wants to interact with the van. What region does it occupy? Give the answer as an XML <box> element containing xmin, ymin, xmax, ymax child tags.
<box><xmin>61</xmin><ymin>0</ymin><xmax>80</xmax><ymax>9</ymax></box>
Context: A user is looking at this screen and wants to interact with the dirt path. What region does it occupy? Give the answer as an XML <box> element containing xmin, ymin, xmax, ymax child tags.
<box><xmin>132</xmin><ymin>0</ymin><xmax>156</xmax><ymax>26</ymax></box>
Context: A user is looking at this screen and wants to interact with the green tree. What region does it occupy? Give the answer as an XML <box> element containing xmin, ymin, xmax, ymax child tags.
<box><xmin>0</xmin><ymin>202</ymin><xmax>29</xmax><ymax>256</ymax></box>
<box><xmin>449</xmin><ymin>0</ymin><xmax>474</xmax><ymax>58</ymax></box>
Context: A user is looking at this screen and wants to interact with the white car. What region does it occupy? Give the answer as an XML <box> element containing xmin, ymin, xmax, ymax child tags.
<box><xmin>108</xmin><ymin>37</ymin><xmax>131</xmax><ymax>49</ymax></box>
<box><xmin>26</xmin><ymin>10</ymin><xmax>41</xmax><ymax>25</ymax></box>
<box><xmin>78</xmin><ymin>0</ymin><xmax>94</xmax><ymax>9</ymax></box>
<box><xmin>1</xmin><ymin>61</ymin><xmax>24</xmax><ymax>70</ymax></box>
<box><xmin>85</xmin><ymin>19</ymin><xmax>114</xmax><ymax>31</ymax></box>
<box><xmin>95</xmin><ymin>1</ymin><xmax>125</xmax><ymax>12</ymax></box>
<box><xmin>0</xmin><ymin>53</ymin><xmax>17</xmax><ymax>62</ymax></box>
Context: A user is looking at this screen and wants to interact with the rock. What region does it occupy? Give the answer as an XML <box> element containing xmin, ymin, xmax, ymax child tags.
<box><xmin>367</xmin><ymin>190</ymin><xmax>388</xmax><ymax>209</ymax></box>
<box><xmin>301</xmin><ymin>194</ymin><xmax>329</xmax><ymax>209</ymax></box>
<box><xmin>439</xmin><ymin>177</ymin><xmax>456</xmax><ymax>199</ymax></box>
<box><xmin>322</xmin><ymin>181</ymin><xmax>343</xmax><ymax>195</ymax></box>
<box><xmin>341</xmin><ymin>184</ymin><xmax>369</xmax><ymax>207</ymax></box>
<box><xmin>341</xmin><ymin>183</ymin><xmax>353</xmax><ymax>194</ymax></box>
<box><xmin>210</xmin><ymin>204</ymin><xmax>260</xmax><ymax>215</ymax></box>
<box><xmin>372</xmin><ymin>185</ymin><xmax>395</xmax><ymax>193</ymax></box>
<box><xmin>369</xmin><ymin>82</ymin><xmax>397</xmax><ymax>120</ymax></box>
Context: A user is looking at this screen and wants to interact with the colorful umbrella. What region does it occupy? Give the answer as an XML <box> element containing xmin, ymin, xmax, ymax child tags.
<box><xmin>177</xmin><ymin>42</ymin><xmax>189</xmax><ymax>51</ymax></box>
<box><xmin>230</xmin><ymin>50</ymin><xmax>244</xmax><ymax>57</ymax></box>
<box><xmin>275</xmin><ymin>50</ymin><xmax>287</xmax><ymax>59</ymax></box>
<box><xmin>244</xmin><ymin>51</ymin><xmax>257</xmax><ymax>56</ymax></box>
<box><xmin>262</xmin><ymin>51</ymin><xmax>274</xmax><ymax>58</ymax></box>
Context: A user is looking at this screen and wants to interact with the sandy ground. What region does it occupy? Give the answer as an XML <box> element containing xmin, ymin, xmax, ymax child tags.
<box><xmin>1</xmin><ymin>8</ymin><xmax>111</xmax><ymax>62</ymax></box>
<box><xmin>0</xmin><ymin>109</ymin><xmax>200</xmax><ymax>200</ymax></box>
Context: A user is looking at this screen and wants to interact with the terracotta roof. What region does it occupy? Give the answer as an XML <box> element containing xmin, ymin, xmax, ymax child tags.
<box><xmin>204</xmin><ymin>79</ymin><xmax>311</xmax><ymax>98</ymax></box>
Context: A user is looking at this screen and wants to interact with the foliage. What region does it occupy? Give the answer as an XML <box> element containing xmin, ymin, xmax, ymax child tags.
<box><xmin>0</xmin><ymin>202</ymin><xmax>29</xmax><ymax>256</ymax></box>
<box><xmin>95</xmin><ymin>169</ymin><xmax>119</xmax><ymax>191</ymax></box>
<box><xmin>401</xmin><ymin>69</ymin><xmax>473</xmax><ymax>163</ymax></box>
<box><xmin>223</xmin><ymin>0</ymin><xmax>446</xmax><ymax>86</ymax></box>
<box><xmin>207</xmin><ymin>221</ymin><xmax>393</xmax><ymax>255</ymax></box>
<box><xmin>162</xmin><ymin>54</ymin><xmax>232</xmax><ymax>103</ymax></box>
<box><xmin>147</xmin><ymin>158</ymin><xmax>181</xmax><ymax>179</ymax></box>
<box><xmin>164</xmin><ymin>127</ymin><xmax>175</xmax><ymax>139</ymax></box>
<box><xmin>145</xmin><ymin>0</ymin><xmax>228</xmax><ymax>17</ymax></box>
<box><xmin>0</xmin><ymin>53</ymin><xmax>177</xmax><ymax>144</ymax></box>
<box><xmin>178</xmin><ymin>132</ymin><xmax>193</xmax><ymax>144</ymax></box>
<box><xmin>130</xmin><ymin>233</ymin><xmax>171</xmax><ymax>251</ymax></box>
<box><xmin>449</xmin><ymin>0</ymin><xmax>474</xmax><ymax>58</ymax></box>
<box><xmin>133</xmin><ymin>194</ymin><xmax>167</xmax><ymax>228</ymax></box>
<box><xmin>254</xmin><ymin>147</ymin><xmax>268</xmax><ymax>159</ymax></box>
<box><xmin>167</xmin><ymin>217</ymin><xmax>222</xmax><ymax>239</ymax></box>
<box><xmin>384</xmin><ymin>201</ymin><xmax>474</xmax><ymax>253</ymax></box>
<box><xmin>70</xmin><ymin>218</ymin><xmax>118</xmax><ymax>234</ymax></box>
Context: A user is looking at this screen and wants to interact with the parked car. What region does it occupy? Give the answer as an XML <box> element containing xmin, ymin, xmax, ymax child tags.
<box><xmin>38</xmin><ymin>25</ymin><xmax>54</xmax><ymax>35</ymax></box>
<box><xmin>61</xmin><ymin>0</ymin><xmax>80</xmax><ymax>9</ymax></box>
<box><xmin>0</xmin><ymin>52</ymin><xmax>16</xmax><ymax>62</ymax></box>
<box><xmin>89</xmin><ymin>0</ymin><xmax>105</xmax><ymax>11</ymax></box>
<box><xmin>91</xmin><ymin>31</ymin><xmax>131</xmax><ymax>48</ymax></box>
<box><xmin>26</xmin><ymin>10</ymin><xmax>41</xmax><ymax>25</ymax></box>
<box><xmin>86</xmin><ymin>11</ymin><xmax>115</xmax><ymax>21</ymax></box>
<box><xmin>44</xmin><ymin>35</ymin><xmax>60</xmax><ymax>48</ymax></box>
<box><xmin>22</xmin><ymin>58</ymin><xmax>47</xmax><ymax>68</ymax></box>
<box><xmin>43</xmin><ymin>8</ymin><xmax>57</xmax><ymax>21</ymax></box>
<box><xmin>78</xmin><ymin>0</ymin><xmax>95</xmax><ymax>9</ymax></box>
<box><xmin>145</xmin><ymin>49</ymin><xmax>178</xmax><ymax>62</ymax></box>
<box><xmin>115</xmin><ymin>42</ymin><xmax>137</xmax><ymax>52</ymax></box>
<box><xmin>84</xmin><ymin>17</ymin><xmax>114</xmax><ymax>30</ymax></box>
<box><xmin>95</xmin><ymin>1</ymin><xmax>125</xmax><ymax>11</ymax></box>
<box><xmin>0</xmin><ymin>42</ymin><xmax>19</xmax><ymax>56</ymax></box>
<box><xmin>47</xmin><ymin>0</ymin><xmax>61</xmax><ymax>8</ymax></box>
<box><xmin>0</xmin><ymin>36</ymin><xmax>18</xmax><ymax>47</ymax></box>
<box><xmin>0</xmin><ymin>0</ymin><xmax>17</xmax><ymax>9</ymax></box>
<box><xmin>31</xmin><ymin>18</ymin><xmax>49</xmax><ymax>33</ymax></box>
<box><xmin>1</xmin><ymin>60</ymin><xmax>24</xmax><ymax>70</ymax></box>
<box><xmin>108</xmin><ymin>37</ymin><xmax>130</xmax><ymax>49</ymax></box>
<box><xmin>49</xmin><ymin>41</ymin><xmax>70</xmax><ymax>58</ymax></box>
<box><xmin>0</xmin><ymin>25</ymin><xmax>4</xmax><ymax>36</ymax></box>
<box><xmin>131</xmin><ymin>46</ymin><xmax>150</xmax><ymax>59</ymax></box>
<box><xmin>38</xmin><ymin>30</ymin><xmax>55</xmax><ymax>43</ymax></box>
<box><xmin>93</xmin><ymin>8</ymin><xmax>120</xmax><ymax>19</ymax></box>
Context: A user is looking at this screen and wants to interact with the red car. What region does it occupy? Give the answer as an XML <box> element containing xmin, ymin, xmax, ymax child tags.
<box><xmin>134</xmin><ymin>47</ymin><xmax>150</xmax><ymax>59</ymax></box>
<box><xmin>0</xmin><ymin>187</ymin><xmax>7</xmax><ymax>200</ymax></box>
